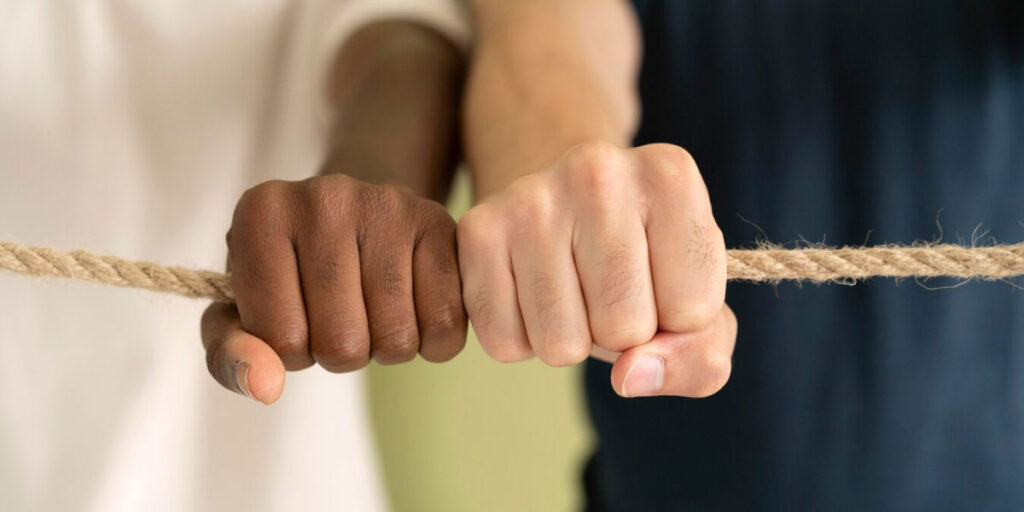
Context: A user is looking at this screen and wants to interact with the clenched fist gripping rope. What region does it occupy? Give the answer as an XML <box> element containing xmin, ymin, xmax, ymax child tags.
<box><xmin>1</xmin><ymin>241</ymin><xmax>1023</xmax><ymax>302</ymax></box>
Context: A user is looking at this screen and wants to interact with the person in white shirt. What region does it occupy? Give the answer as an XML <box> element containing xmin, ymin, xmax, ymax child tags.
<box><xmin>0</xmin><ymin>1</ymin><xmax>469</xmax><ymax>510</ymax></box>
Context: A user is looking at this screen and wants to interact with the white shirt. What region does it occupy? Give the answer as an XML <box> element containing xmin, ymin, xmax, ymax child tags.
<box><xmin>0</xmin><ymin>1</ymin><xmax>468</xmax><ymax>510</ymax></box>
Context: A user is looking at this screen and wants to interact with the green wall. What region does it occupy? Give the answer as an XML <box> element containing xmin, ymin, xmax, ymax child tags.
<box><xmin>367</xmin><ymin>174</ymin><xmax>594</xmax><ymax>511</ymax></box>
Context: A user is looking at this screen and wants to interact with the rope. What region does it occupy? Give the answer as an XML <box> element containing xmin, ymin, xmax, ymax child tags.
<box><xmin>2</xmin><ymin>240</ymin><xmax>1023</xmax><ymax>302</ymax></box>
<box><xmin>727</xmin><ymin>244</ymin><xmax>1024</xmax><ymax>282</ymax></box>
<box><xmin>0</xmin><ymin>242</ymin><xmax>234</xmax><ymax>302</ymax></box>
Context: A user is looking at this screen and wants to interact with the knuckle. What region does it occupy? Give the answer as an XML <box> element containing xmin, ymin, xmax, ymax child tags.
<box><xmin>415</xmin><ymin>198</ymin><xmax>456</xmax><ymax>230</ymax></box>
<box><xmin>662</xmin><ymin>302</ymin><xmax>721</xmax><ymax>333</ymax></box>
<box><xmin>639</xmin><ymin>143</ymin><xmax>699</xmax><ymax>180</ymax></box>
<box><xmin>536</xmin><ymin>339</ymin><xmax>591</xmax><ymax>367</ymax></box>
<box><xmin>380</xmin><ymin>183</ymin><xmax>413</xmax><ymax>207</ymax></box>
<box><xmin>564</xmin><ymin>142</ymin><xmax>626</xmax><ymax>203</ymax></box>
<box><xmin>419</xmin><ymin>340</ymin><xmax>466</xmax><ymax>363</ymax></box>
<box><xmin>262</xmin><ymin>319</ymin><xmax>309</xmax><ymax>358</ymax></box>
<box><xmin>456</xmin><ymin>206</ymin><xmax>493</xmax><ymax>246</ymax></box>
<box><xmin>314</xmin><ymin>336</ymin><xmax>370</xmax><ymax>372</ymax></box>
<box><xmin>421</xmin><ymin>305</ymin><xmax>467</xmax><ymax>339</ymax></box>
<box><xmin>479</xmin><ymin>339</ymin><xmax>533</xmax><ymax>363</ymax></box>
<box><xmin>239</xmin><ymin>180</ymin><xmax>290</xmax><ymax>207</ymax></box>
<box><xmin>357</xmin><ymin>186</ymin><xmax>413</xmax><ymax>247</ymax></box>
<box><xmin>360</xmin><ymin>183</ymin><xmax>407</xmax><ymax>219</ymax></box>
<box><xmin>372</xmin><ymin>326</ymin><xmax>420</xmax><ymax>365</ymax></box>
<box><xmin>521</xmin><ymin>197</ymin><xmax>557</xmax><ymax>233</ymax></box>
<box><xmin>506</xmin><ymin>177</ymin><xmax>556</xmax><ymax>224</ymax></box>
<box><xmin>457</xmin><ymin>203</ymin><xmax>487</xmax><ymax>226</ymax></box>
<box><xmin>565</xmin><ymin>141</ymin><xmax>621</xmax><ymax>175</ymax></box>
<box><xmin>594</xmin><ymin>323</ymin><xmax>655</xmax><ymax>352</ymax></box>
<box><xmin>419</xmin><ymin>311</ymin><xmax>467</xmax><ymax>363</ymax></box>
<box><xmin>301</xmin><ymin>176</ymin><xmax>353</xmax><ymax>223</ymax></box>
<box><xmin>420</xmin><ymin>217</ymin><xmax>457</xmax><ymax>248</ymax></box>
<box><xmin>662</xmin><ymin>144</ymin><xmax>698</xmax><ymax>170</ymax></box>
<box><xmin>234</xmin><ymin>180</ymin><xmax>293</xmax><ymax>232</ymax></box>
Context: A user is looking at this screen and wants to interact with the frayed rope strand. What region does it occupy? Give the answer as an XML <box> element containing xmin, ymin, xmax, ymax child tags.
<box><xmin>2</xmin><ymin>241</ymin><xmax>1023</xmax><ymax>302</ymax></box>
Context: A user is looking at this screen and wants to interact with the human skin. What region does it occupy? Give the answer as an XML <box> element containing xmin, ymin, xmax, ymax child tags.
<box><xmin>201</xmin><ymin>21</ymin><xmax>467</xmax><ymax>404</ymax></box>
<box><xmin>459</xmin><ymin>0</ymin><xmax>737</xmax><ymax>398</ymax></box>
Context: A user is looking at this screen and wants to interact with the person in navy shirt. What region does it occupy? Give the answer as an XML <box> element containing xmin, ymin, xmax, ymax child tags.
<box><xmin>460</xmin><ymin>1</ymin><xmax>1023</xmax><ymax>510</ymax></box>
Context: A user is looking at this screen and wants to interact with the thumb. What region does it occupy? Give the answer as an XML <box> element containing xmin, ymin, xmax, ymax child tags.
<box><xmin>201</xmin><ymin>302</ymin><xmax>286</xmax><ymax>404</ymax></box>
<box><xmin>610</xmin><ymin>304</ymin><xmax>737</xmax><ymax>398</ymax></box>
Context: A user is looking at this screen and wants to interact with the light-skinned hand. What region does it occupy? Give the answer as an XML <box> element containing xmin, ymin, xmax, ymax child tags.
<box><xmin>458</xmin><ymin>141</ymin><xmax>737</xmax><ymax>398</ymax></box>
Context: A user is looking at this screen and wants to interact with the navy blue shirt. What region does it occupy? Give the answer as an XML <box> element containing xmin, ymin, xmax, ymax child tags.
<box><xmin>584</xmin><ymin>2</ymin><xmax>1024</xmax><ymax>510</ymax></box>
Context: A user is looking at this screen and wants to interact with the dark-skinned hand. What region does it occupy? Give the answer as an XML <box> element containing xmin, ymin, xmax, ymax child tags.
<box><xmin>201</xmin><ymin>174</ymin><xmax>466</xmax><ymax>404</ymax></box>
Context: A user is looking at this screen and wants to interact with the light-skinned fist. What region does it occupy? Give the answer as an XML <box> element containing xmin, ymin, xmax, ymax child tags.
<box><xmin>458</xmin><ymin>142</ymin><xmax>736</xmax><ymax>398</ymax></box>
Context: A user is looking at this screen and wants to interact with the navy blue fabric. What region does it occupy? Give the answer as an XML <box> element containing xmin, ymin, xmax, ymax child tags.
<box><xmin>584</xmin><ymin>2</ymin><xmax>1024</xmax><ymax>510</ymax></box>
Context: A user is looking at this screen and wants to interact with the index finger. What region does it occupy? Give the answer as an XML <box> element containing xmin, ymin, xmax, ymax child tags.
<box><xmin>228</xmin><ymin>183</ymin><xmax>313</xmax><ymax>370</ymax></box>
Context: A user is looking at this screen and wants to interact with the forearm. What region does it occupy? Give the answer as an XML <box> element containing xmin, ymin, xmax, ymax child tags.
<box><xmin>323</xmin><ymin>21</ymin><xmax>465</xmax><ymax>203</ymax></box>
<box><xmin>464</xmin><ymin>0</ymin><xmax>641</xmax><ymax>198</ymax></box>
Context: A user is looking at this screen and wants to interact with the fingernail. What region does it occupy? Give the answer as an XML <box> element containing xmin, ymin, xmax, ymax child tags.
<box><xmin>232</xmin><ymin>361</ymin><xmax>256</xmax><ymax>401</ymax></box>
<box><xmin>622</xmin><ymin>356</ymin><xmax>664</xmax><ymax>397</ymax></box>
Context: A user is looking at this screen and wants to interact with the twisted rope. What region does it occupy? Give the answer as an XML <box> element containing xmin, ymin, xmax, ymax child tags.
<box><xmin>727</xmin><ymin>243</ymin><xmax>1024</xmax><ymax>283</ymax></box>
<box><xmin>2</xmin><ymin>241</ymin><xmax>1023</xmax><ymax>302</ymax></box>
<box><xmin>1</xmin><ymin>242</ymin><xmax>234</xmax><ymax>302</ymax></box>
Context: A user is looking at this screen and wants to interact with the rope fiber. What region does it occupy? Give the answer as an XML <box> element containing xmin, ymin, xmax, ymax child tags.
<box><xmin>2</xmin><ymin>240</ymin><xmax>1023</xmax><ymax>303</ymax></box>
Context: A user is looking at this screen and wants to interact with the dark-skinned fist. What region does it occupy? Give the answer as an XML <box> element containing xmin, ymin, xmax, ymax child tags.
<box><xmin>201</xmin><ymin>174</ymin><xmax>466</xmax><ymax>404</ymax></box>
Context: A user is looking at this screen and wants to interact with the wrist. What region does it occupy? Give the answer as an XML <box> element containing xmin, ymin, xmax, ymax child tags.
<box><xmin>324</xmin><ymin>20</ymin><xmax>465</xmax><ymax>204</ymax></box>
<box><xmin>468</xmin><ymin>138</ymin><xmax>627</xmax><ymax>201</ymax></box>
<box><xmin>320</xmin><ymin>146</ymin><xmax>453</xmax><ymax>203</ymax></box>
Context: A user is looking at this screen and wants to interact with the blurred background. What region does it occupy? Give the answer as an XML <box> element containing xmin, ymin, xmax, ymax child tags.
<box><xmin>368</xmin><ymin>175</ymin><xmax>594</xmax><ymax>512</ymax></box>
